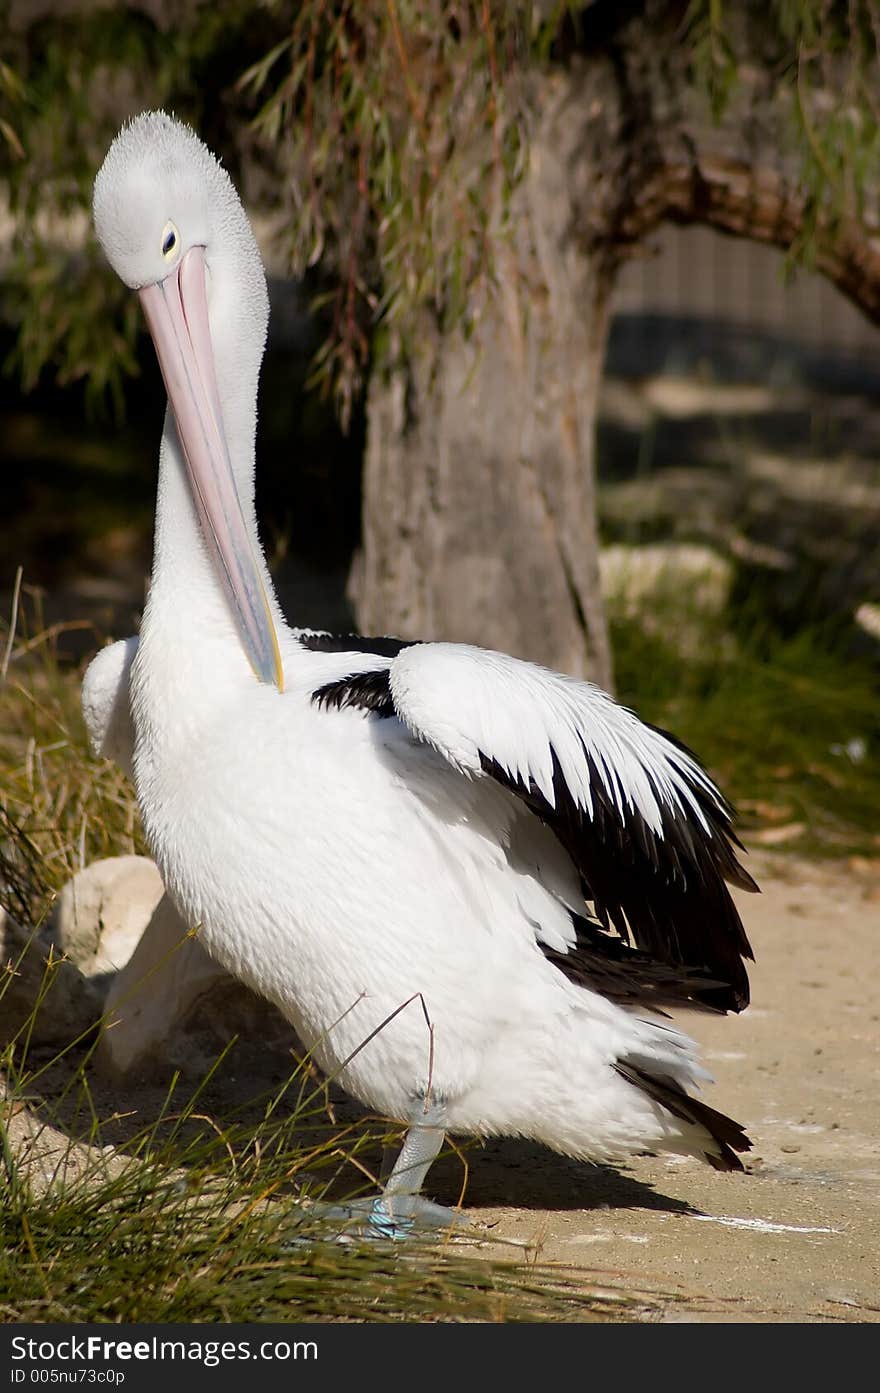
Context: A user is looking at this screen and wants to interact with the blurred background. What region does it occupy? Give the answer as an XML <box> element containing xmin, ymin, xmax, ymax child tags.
<box><xmin>3</xmin><ymin>0</ymin><xmax>880</xmax><ymax>877</ymax></box>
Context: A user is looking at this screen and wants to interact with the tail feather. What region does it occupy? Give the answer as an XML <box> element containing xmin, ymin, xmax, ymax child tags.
<box><xmin>614</xmin><ymin>1060</ymin><xmax>752</xmax><ymax>1172</ymax></box>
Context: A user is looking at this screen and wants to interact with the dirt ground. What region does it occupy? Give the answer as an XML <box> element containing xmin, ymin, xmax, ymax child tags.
<box><xmin>438</xmin><ymin>853</ymin><xmax>880</xmax><ymax>1322</ymax></box>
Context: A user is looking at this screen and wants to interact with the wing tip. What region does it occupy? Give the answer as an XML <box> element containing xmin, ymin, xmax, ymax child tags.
<box><xmin>615</xmin><ymin>1061</ymin><xmax>753</xmax><ymax>1171</ymax></box>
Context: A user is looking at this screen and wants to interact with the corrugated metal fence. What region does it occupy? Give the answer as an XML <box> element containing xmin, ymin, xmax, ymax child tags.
<box><xmin>611</xmin><ymin>223</ymin><xmax>880</xmax><ymax>368</ymax></box>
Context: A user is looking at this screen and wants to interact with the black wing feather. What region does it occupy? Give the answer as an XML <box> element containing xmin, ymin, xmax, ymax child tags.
<box><xmin>614</xmin><ymin>1061</ymin><xmax>751</xmax><ymax>1171</ymax></box>
<box><xmin>305</xmin><ymin>631</ymin><xmax>416</xmax><ymax>719</ymax></box>
<box><xmin>481</xmin><ymin>734</ymin><xmax>755</xmax><ymax>1014</ymax></box>
<box><xmin>542</xmin><ymin>914</ymin><xmax>738</xmax><ymax>1016</ymax></box>
<box><xmin>299</xmin><ymin>631</ymin><xmax>419</xmax><ymax>659</ymax></box>
<box><xmin>313</xmin><ymin>669</ymin><xmax>396</xmax><ymax>719</ymax></box>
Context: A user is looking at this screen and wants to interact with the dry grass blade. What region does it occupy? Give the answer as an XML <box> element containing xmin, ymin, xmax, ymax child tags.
<box><xmin>0</xmin><ymin>595</ymin><xmax>144</xmax><ymax>928</ymax></box>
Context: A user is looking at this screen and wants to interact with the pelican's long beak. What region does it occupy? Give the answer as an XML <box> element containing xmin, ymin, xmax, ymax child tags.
<box><xmin>139</xmin><ymin>247</ymin><xmax>283</xmax><ymax>691</ymax></box>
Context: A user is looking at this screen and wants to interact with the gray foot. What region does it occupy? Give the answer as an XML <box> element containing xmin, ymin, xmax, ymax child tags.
<box><xmin>367</xmin><ymin>1192</ymin><xmax>471</xmax><ymax>1239</ymax></box>
<box><xmin>282</xmin><ymin>1193</ymin><xmax>472</xmax><ymax>1245</ymax></box>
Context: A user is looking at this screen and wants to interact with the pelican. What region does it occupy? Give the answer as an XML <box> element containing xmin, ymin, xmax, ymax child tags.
<box><xmin>89</xmin><ymin>111</ymin><xmax>756</xmax><ymax>1235</ymax></box>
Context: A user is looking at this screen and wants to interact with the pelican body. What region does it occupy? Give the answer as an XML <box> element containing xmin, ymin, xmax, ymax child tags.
<box><xmin>90</xmin><ymin>113</ymin><xmax>756</xmax><ymax>1229</ymax></box>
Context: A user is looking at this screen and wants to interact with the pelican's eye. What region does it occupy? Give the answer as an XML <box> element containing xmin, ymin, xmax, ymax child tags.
<box><xmin>161</xmin><ymin>221</ymin><xmax>179</xmax><ymax>261</ymax></box>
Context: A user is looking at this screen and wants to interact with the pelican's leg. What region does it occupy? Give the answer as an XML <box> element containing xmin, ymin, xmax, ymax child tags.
<box><xmin>284</xmin><ymin>1100</ymin><xmax>470</xmax><ymax>1244</ymax></box>
<box><xmin>367</xmin><ymin>1101</ymin><xmax>466</xmax><ymax>1237</ymax></box>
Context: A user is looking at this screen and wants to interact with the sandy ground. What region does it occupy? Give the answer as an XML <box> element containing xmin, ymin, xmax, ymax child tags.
<box><xmin>434</xmin><ymin>854</ymin><xmax>880</xmax><ymax>1322</ymax></box>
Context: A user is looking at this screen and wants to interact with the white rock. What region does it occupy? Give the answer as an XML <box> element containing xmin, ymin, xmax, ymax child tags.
<box><xmin>48</xmin><ymin>855</ymin><xmax>164</xmax><ymax>976</ymax></box>
<box><xmin>600</xmin><ymin>542</ymin><xmax>733</xmax><ymax>617</ymax></box>
<box><xmin>855</xmin><ymin>601</ymin><xmax>880</xmax><ymax>641</ymax></box>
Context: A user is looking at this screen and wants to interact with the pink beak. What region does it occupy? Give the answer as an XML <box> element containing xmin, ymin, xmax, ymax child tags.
<box><xmin>139</xmin><ymin>247</ymin><xmax>283</xmax><ymax>691</ymax></box>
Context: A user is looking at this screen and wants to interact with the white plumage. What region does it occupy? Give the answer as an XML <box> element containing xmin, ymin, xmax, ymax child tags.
<box><xmin>87</xmin><ymin>111</ymin><xmax>756</xmax><ymax>1231</ymax></box>
<box><xmin>81</xmin><ymin>636</ymin><xmax>138</xmax><ymax>778</ymax></box>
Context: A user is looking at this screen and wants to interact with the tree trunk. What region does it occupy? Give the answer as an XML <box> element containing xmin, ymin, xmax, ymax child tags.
<box><xmin>352</xmin><ymin>71</ymin><xmax>616</xmax><ymax>688</ymax></box>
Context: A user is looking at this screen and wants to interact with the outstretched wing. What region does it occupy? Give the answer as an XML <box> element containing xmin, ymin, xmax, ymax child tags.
<box><xmin>308</xmin><ymin>637</ymin><xmax>757</xmax><ymax>1013</ymax></box>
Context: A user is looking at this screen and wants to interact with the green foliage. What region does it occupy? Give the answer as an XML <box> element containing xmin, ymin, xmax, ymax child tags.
<box><xmin>4</xmin><ymin>1</ymin><xmax>880</xmax><ymax>418</ymax></box>
<box><xmin>237</xmin><ymin>1</ymin><xmax>544</xmax><ymax>424</ymax></box>
<box><xmin>684</xmin><ymin>0</ymin><xmax>880</xmax><ymax>265</ymax></box>
<box><xmin>684</xmin><ymin>0</ymin><xmax>738</xmax><ymax>121</ymax></box>
<box><xmin>4</xmin><ymin>242</ymin><xmax>140</xmax><ymax>415</ymax></box>
<box><xmin>0</xmin><ymin>2</ymin><xmax>269</xmax><ymax>414</ymax></box>
<box><xmin>0</xmin><ymin>54</ymin><xmax>26</xmax><ymax>161</ymax></box>
<box><xmin>0</xmin><ymin>2</ymin><xmax>561</xmax><ymax>424</ymax></box>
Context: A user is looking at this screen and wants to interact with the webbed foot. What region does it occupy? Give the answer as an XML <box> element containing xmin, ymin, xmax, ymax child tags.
<box><xmin>281</xmin><ymin>1193</ymin><xmax>471</xmax><ymax>1246</ymax></box>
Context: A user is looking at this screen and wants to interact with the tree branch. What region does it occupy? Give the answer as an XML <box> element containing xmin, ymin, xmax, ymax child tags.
<box><xmin>612</xmin><ymin>150</ymin><xmax>880</xmax><ymax>326</ymax></box>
